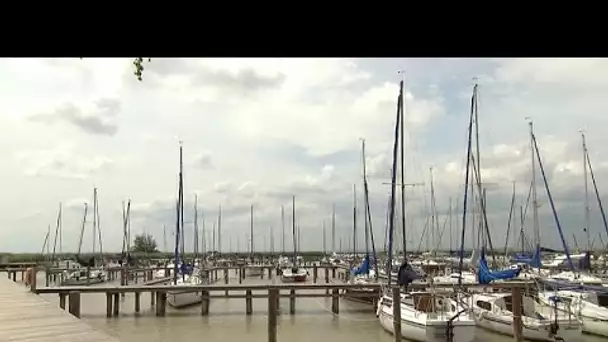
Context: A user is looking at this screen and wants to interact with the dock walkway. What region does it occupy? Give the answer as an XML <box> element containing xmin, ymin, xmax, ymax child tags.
<box><xmin>0</xmin><ymin>276</ymin><xmax>120</xmax><ymax>342</ymax></box>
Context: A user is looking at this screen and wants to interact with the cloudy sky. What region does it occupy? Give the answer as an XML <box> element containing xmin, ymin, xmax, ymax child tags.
<box><xmin>1</xmin><ymin>58</ymin><xmax>607</xmax><ymax>254</ymax></box>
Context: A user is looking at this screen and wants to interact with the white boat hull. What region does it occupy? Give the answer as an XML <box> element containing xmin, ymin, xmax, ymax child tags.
<box><xmin>61</xmin><ymin>277</ymin><xmax>106</xmax><ymax>286</ymax></box>
<box><xmin>167</xmin><ymin>290</ymin><xmax>202</xmax><ymax>308</ymax></box>
<box><xmin>474</xmin><ymin>311</ymin><xmax>581</xmax><ymax>341</ymax></box>
<box><xmin>378</xmin><ymin>308</ymin><xmax>475</xmax><ymax>342</ymax></box>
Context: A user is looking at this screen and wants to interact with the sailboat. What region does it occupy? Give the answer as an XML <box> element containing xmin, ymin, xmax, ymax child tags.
<box><xmin>62</xmin><ymin>189</ymin><xmax>107</xmax><ymax>285</ymax></box>
<box><xmin>345</xmin><ymin>139</ymin><xmax>381</xmax><ymax>303</ymax></box>
<box><xmin>376</xmin><ymin>75</ymin><xmax>475</xmax><ymax>342</ymax></box>
<box><xmin>281</xmin><ymin>196</ymin><xmax>308</xmax><ymax>282</ymax></box>
<box><xmin>246</xmin><ymin>205</ymin><xmax>264</xmax><ymax>277</ymax></box>
<box><xmin>167</xmin><ymin>143</ymin><xmax>205</xmax><ymax>308</ymax></box>
<box><xmin>463</xmin><ymin>101</ymin><xmax>580</xmax><ymax>340</ymax></box>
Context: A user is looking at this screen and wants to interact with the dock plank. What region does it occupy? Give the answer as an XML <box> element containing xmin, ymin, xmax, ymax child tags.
<box><xmin>0</xmin><ymin>277</ymin><xmax>120</xmax><ymax>342</ymax></box>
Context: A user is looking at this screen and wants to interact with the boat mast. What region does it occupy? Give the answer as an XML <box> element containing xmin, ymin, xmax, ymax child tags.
<box><xmin>292</xmin><ymin>196</ymin><xmax>297</xmax><ymax>266</ymax></box>
<box><xmin>322</xmin><ymin>221</ymin><xmax>326</xmax><ymax>255</ymax></box>
<box><xmin>332</xmin><ymin>204</ymin><xmax>336</xmax><ymax>254</ymax></box>
<box><xmin>581</xmin><ymin>131</ymin><xmax>592</xmax><ymax>251</ymax></box>
<box><xmin>92</xmin><ymin>188</ymin><xmax>97</xmax><ymax>261</ymax></box>
<box><xmin>352</xmin><ymin>184</ymin><xmax>357</xmax><ymax>256</ymax></box>
<box><xmin>250</xmin><ymin>205</ymin><xmax>254</xmax><ymax>260</ymax></box>
<box><xmin>386</xmin><ymin>76</ymin><xmax>403</xmax><ymax>286</ymax></box>
<box><xmin>194</xmin><ymin>194</ymin><xmax>198</xmax><ymax>262</ymax></box>
<box><xmin>59</xmin><ymin>202</ymin><xmax>62</xmax><ymax>256</ymax></box>
<box><xmin>361</xmin><ymin>139</ymin><xmax>370</xmax><ymax>264</ymax></box>
<box><xmin>218</xmin><ymin>205</ymin><xmax>222</xmax><ymax>257</ymax></box>
<box><xmin>429</xmin><ymin>167</ymin><xmax>437</xmax><ymax>256</ymax></box>
<box><xmin>584</xmin><ymin>134</ymin><xmax>608</xmax><ymax>251</ymax></box>
<box><xmin>281</xmin><ymin>205</ymin><xmax>285</xmax><ymax>254</ymax></box>
<box><xmin>398</xmin><ymin>73</ymin><xmax>407</xmax><ymax>258</ymax></box>
<box><xmin>528</xmin><ymin>119</ymin><xmax>541</xmax><ymax>272</ymax></box>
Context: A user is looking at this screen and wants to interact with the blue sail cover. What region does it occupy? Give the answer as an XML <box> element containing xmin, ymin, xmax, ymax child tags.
<box><xmin>511</xmin><ymin>246</ymin><xmax>542</xmax><ymax>268</ymax></box>
<box><xmin>179</xmin><ymin>262</ymin><xmax>194</xmax><ymax>275</ymax></box>
<box><xmin>351</xmin><ymin>256</ymin><xmax>370</xmax><ymax>276</ymax></box>
<box><xmin>478</xmin><ymin>249</ymin><xmax>521</xmax><ymax>285</ymax></box>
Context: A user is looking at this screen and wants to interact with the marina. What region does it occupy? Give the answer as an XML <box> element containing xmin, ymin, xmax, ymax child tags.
<box><xmin>2</xmin><ymin>58</ymin><xmax>608</xmax><ymax>342</ymax></box>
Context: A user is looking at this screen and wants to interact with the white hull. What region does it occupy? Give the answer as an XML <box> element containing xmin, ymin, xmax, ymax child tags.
<box><xmin>378</xmin><ymin>306</ymin><xmax>475</xmax><ymax>342</ymax></box>
<box><xmin>474</xmin><ymin>311</ymin><xmax>581</xmax><ymax>341</ymax></box>
<box><xmin>167</xmin><ymin>290</ymin><xmax>202</xmax><ymax>308</ymax></box>
<box><xmin>61</xmin><ymin>277</ymin><xmax>106</xmax><ymax>286</ymax></box>
<box><xmin>469</xmin><ymin>293</ymin><xmax>582</xmax><ymax>341</ymax></box>
<box><xmin>538</xmin><ymin>291</ymin><xmax>608</xmax><ymax>337</ymax></box>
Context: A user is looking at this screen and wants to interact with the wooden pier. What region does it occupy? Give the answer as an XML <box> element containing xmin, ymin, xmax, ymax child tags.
<box><xmin>0</xmin><ymin>264</ymin><xmax>533</xmax><ymax>342</ymax></box>
<box><xmin>0</xmin><ymin>275</ymin><xmax>120</xmax><ymax>342</ymax></box>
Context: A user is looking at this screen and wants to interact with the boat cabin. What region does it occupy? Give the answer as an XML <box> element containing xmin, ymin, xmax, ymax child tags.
<box><xmin>473</xmin><ymin>294</ymin><xmax>540</xmax><ymax>318</ymax></box>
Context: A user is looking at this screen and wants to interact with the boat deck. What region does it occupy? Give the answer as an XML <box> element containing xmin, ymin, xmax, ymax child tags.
<box><xmin>0</xmin><ymin>276</ymin><xmax>120</xmax><ymax>342</ymax></box>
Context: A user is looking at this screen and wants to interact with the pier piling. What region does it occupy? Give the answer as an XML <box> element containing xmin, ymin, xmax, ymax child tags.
<box><xmin>135</xmin><ymin>291</ymin><xmax>141</xmax><ymax>313</ymax></box>
<box><xmin>68</xmin><ymin>291</ymin><xmax>81</xmax><ymax>318</ymax></box>
<box><xmin>106</xmin><ymin>293</ymin><xmax>112</xmax><ymax>317</ymax></box>
<box><xmin>113</xmin><ymin>293</ymin><xmax>120</xmax><ymax>316</ymax></box>
<box><xmin>59</xmin><ymin>292</ymin><xmax>66</xmax><ymax>310</ymax></box>
<box><xmin>201</xmin><ymin>290</ymin><xmax>210</xmax><ymax>315</ymax></box>
<box><xmin>289</xmin><ymin>289</ymin><xmax>296</xmax><ymax>314</ymax></box>
<box><xmin>392</xmin><ymin>287</ymin><xmax>401</xmax><ymax>342</ymax></box>
<box><xmin>331</xmin><ymin>288</ymin><xmax>339</xmax><ymax>314</ymax></box>
<box><xmin>245</xmin><ymin>290</ymin><xmax>253</xmax><ymax>315</ymax></box>
<box><xmin>511</xmin><ymin>287</ymin><xmax>523</xmax><ymax>342</ymax></box>
<box><xmin>268</xmin><ymin>289</ymin><xmax>278</xmax><ymax>342</ymax></box>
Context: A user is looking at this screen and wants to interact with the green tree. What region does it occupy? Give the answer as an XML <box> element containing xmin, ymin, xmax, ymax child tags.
<box><xmin>132</xmin><ymin>233</ymin><xmax>158</xmax><ymax>253</ymax></box>
<box><xmin>78</xmin><ymin>57</ymin><xmax>152</xmax><ymax>81</ymax></box>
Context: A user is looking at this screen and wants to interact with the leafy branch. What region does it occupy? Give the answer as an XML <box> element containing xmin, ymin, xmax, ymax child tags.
<box><xmin>133</xmin><ymin>58</ymin><xmax>152</xmax><ymax>81</ymax></box>
<box><xmin>78</xmin><ymin>57</ymin><xmax>152</xmax><ymax>81</ymax></box>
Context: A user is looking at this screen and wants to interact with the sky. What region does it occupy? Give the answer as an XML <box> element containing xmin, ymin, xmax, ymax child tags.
<box><xmin>1</xmin><ymin>57</ymin><xmax>608</xmax><ymax>254</ymax></box>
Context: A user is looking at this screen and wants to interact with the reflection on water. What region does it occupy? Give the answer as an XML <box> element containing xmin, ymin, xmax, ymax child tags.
<box><xmin>36</xmin><ymin>271</ymin><xmax>604</xmax><ymax>342</ymax></box>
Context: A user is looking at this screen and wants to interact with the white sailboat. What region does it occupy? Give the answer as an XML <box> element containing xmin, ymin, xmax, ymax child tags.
<box><xmin>376</xmin><ymin>78</ymin><xmax>475</xmax><ymax>342</ymax></box>
<box><xmin>246</xmin><ymin>205</ymin><xmax>264</xmax><ymax>277</ymax></box>
<box><xmin>166</xmin><ymin>144</ymin><xmax>204</xmax><ymax>308</ymax></box>
<box><xmin>468</xmin><ymin>292</ymin><xmax>581</xmax><ymax>341</ymax></box>
<box><xmin>538</xmin><ymin>290</ymin><xmax>608</xmax><ymax>337</ymax></box>
<box><xmin>281</xmin><ymin>196</ymin><xmax>308</xmax><ymax>283</ymax></box>
<box><xmin>377</xmin><ymin>292</ymin><xmax>475</xmax><ymax>342</ymax></box>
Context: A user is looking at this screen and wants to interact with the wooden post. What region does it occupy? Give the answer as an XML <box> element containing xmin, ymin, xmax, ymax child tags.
<box><xmin>135</xmin><ymin>292</ymin><xmax>141</xmax><ymax>313</ymax></box>
<box><xmin>331</xmin><ymin>288</ymin><xmax>339</xmax><ymax>314</ymax></box>
<box><xmin>289</xmin><ymin>289</ymin><xmax>296</xmax><ymax>314</ymax></box>
<box><xmin>512</xmin><ymin>287</ymin><xmax>524</xmax><ymax>342</ymax></box>
<box><xmin>332</xmin><ymin>267</ymin><xmax>336</xmax><ymax>278</ymax></box>
<box><xmin>106</xmin><ymin>293</ymin><xmax>113</xmax><ymax>317</ymax></box>
<box><xmin>201</xmin><ymin>290</ymin><xmax>210</xmax><ymax>316</ymax></box>
<box><xmin>260</xmin><ymin>267</ymin><xmax>264</xmax><ymax>279</ymax></box>
<box><xmin>313</xmin><ymin>265</ymin><xmax>318</xmax><ymax>283</ymax></box>
<box><xmin>151</xmin><ymin>291</ymin><xmax>156</xmax><ymax>306</ymax></box>
<box><xmin>155</xmin><ymin>292</ymin><xmax>166</xmax><ymax>316</ymax></box>
<box><xmin>86</xmin><ymin>266</ymin><xmax>91</xmax><ymax>286</ymax></box>
<box><xmin>30</xmin><ymin>267</ymin><xmax>37</xmax><ymax>293</ymax></box>
<box><xmin>45</xmin><ymin>268</ymin><xmax>50</xmax><ymax>287</ymax></box>
<box><xmin>268</xmin><ymin>267</ymin><xmax>273</xmax><ymax>279</ymax></box>
<box><xmin>224</xmin><ymin>267</ymin><xmax>229</xmax><ymax>284</ymax></box>
<box><xmin>268</xmin><ymin>289</ymin><xmax>278</xmax><ymax>342</ymax></box>
<box><xmin>246</xmin><ymin>290</ymin><xmax>253</xmax><ymax>315</ymax></box>
<box><xmin>239</xmin><ymin>268</ymin><xmax>243</xmax><ymax>284</ymax></box>
<box><xmin>68</xmin><ymin>292</ymin><xmax>81</xmax><ymax>318</ymax></box>
<box><xmin>59</xmin><ymin>293</ymin><xmax>67</xmax><ymax>310</ymax></box>
<box><xmin>392</xmin><ymin>287</ymin><xmax>402</xmax><ymax>342</ymax></box>
<box><xmin>12</xmin><ymin>271</ymin><xmax>16</xmax><ymax>282</ymax></box>
<box><xmin>113</xmin><ymin>293</ymin><xmax>120</xmax><ymax>316</ymax></box>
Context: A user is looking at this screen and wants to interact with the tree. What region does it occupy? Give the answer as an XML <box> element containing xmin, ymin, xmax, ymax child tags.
<box><xmin>78</xmin><ymin>57</ymin><xmax>152</xmax><ymax>81</ymax></box>
<box><xmin>132</xmin><ymin>233</ymin><xmax>158</xmax><ymax>253</ymax></box>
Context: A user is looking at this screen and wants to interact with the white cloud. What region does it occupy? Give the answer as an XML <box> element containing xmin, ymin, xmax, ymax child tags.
<box><xmin>3</xmin><ymin>58</ymin><xmax>608</xmax><ymax>253</ymax></box>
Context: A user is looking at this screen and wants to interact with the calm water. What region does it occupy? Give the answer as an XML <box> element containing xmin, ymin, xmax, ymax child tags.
<box><xmin>36</xmin><ymin>271</ymin><xmax>605</xmax><ymax>342</ymax></box>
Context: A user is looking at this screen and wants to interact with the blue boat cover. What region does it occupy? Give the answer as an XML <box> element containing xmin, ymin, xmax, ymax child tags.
<box><xmin>351</xmin><ymin>256</ymin><xmax>370</xmax><ymax>276</ymax></box>
<box><xmin>478</xmin><ymin>248</ymin><xmax>521</xmax><ymax>284</ymax></box>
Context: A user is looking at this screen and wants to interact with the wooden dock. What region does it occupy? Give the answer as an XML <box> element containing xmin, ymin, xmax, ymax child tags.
<box><xmin>0</xmin><ymin>276</ymin><xmax>120</xmax><ymax>342</ymax></box>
